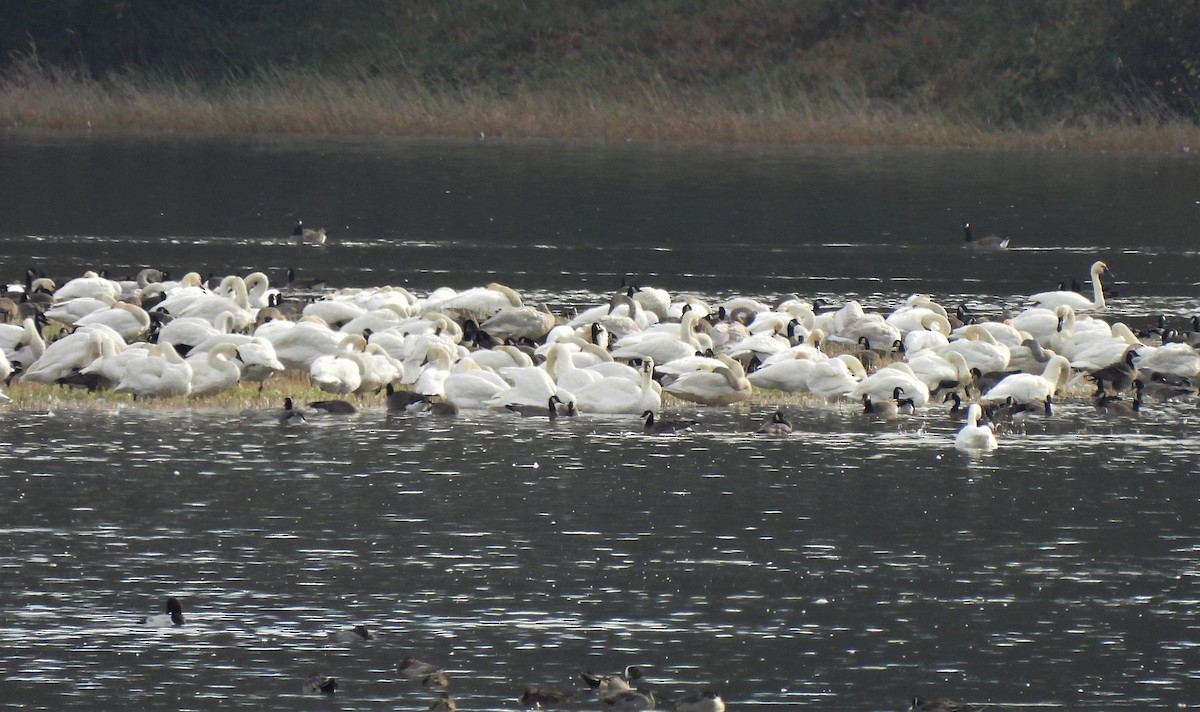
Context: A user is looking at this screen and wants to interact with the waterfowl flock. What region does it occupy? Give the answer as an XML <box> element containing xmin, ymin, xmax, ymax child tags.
<box><xmin>1</xmin><ymin>258</ymin><xmax>1196</xmax><ymax>454</ymax></box>
<box><xmin>136</xmin><ymin>595</ymin><xmax>731</xmax><ymax>709</ymax></box>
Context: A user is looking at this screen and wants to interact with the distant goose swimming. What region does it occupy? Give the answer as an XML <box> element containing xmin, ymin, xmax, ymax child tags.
<box><xmin>520</xmin><ymin>686</ymin><xmax>575</xmax><ymax>707</ymax></box>
<box><xmin>755</xmin><ymin>410</ymin><xmax>793</xmax><ymax>435</ymax></box>
<box><xmin>279</xmin><ymin>397</ymin><xmax>307</xmax><ymax>425</ymax></box>
<box><xmin>292</xmin><ymin>220</ymin><xmax>328</xmax><ymax>246</ymax></box>
<box><xmin>302</xmin><ymin>671</ymin><xmax>338</xmax><ymax>695</ymax></box>
<box><xmin>328</xmin><ymin>624</ymin><xmax>373</xmax><ymax>643</ymax></box>
<box><xmin>641</xmin><ymin>409</ymin><xmax>697</xmax><ymax>435</ymax></box>
<box><xmin>961</xmin><ymin>222</ymin><xmax>1011</xmax><ymax>249</ymax></box>
<box><xmin>309</xmin><ymin>398</ymin><xmax>359</xmax><ymax>414</ymax></box>
<box><xmin>909</xmin><ymin>696</ymin><xmax>980</xmax><ymax>712</ymax></box>
<box><xmin>142</xmin><ymin>596</ymin><xmax>184</xmax><ymax>627</ymax></box>
<box><xmin>397</xmin><ymin>655</ymin><xmax>449</xmax><ymax>687</ymax></box>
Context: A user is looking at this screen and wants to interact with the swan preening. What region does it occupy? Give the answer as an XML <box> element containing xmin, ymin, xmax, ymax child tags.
<box><xmin>4</xmin><ymin>259</ymin><xmax>1191</xmax><ymax>446</ymax></box>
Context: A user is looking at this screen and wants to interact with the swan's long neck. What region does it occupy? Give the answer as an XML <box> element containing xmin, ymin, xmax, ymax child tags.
<box><xmin>1090</xmin><ymin>268</ymin><xmax>1106</xmax><ymax>309</ymax></box>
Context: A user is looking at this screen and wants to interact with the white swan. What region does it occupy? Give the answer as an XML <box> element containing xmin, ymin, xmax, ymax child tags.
<box><xmin>191</xmin><ymin>334</ymin><xmax>284</xmax><ymax>385</ymax></box>
<box><xmin>309</xmin><ymin>335</ymin><xmax>366</xmax><ymax>396</ymax></box>
<box><xmin>74</xmin><ymin>301</ymin><xmax>151</xmax><ymax>342</ymax></box>
<box><xmin>242</xmin><ymin>271</ymin><xmax>279</xmax><ymax>310</ymax></box>
<box><xmin>746</xmin><ymin>356</ymin><xmax>817</xmax><ymax>393</ymax></box>
<box><xmin>480</xmin><ymin>304</ymin><xmax>556</xmax><ymax>341</ymax></box>
<box><xmin>545</xmin><ymin>343</ymin><xmax>604</xmax><ymax>393</ymax></box>
<box><xmin>955</xmin><ymin>403</ymin><xmax>999</xmax><ymax>452</ymax></box>
<box><xmin>979</xmin><ymin>354</ymin><xmax>1072</xmax><ymax>406</ymax></box>
<box><xmin>114</xmin><ymin>341</ymin><xmax>192</xmax><ymax>398</ymax></box>
<box><xmin>22</xmin><ymin>328</ymin><xmax>117</xmax><ymax>384</ymax></box>
<box><xmin>1132</xmin><ymin>342</ymin><xmax>1200</xmax><ymax>379</ymax></box>
<box><xmin>412</xmin><ymin>344</ymin><xmax>456</xmax><ymax>397</ymax></box>
<box><xmin>1029</xmin><ymin>261</ymin><xmax>1111</xmax><ymax>311</ymax></box>
<box><xmin>907</xmin><ymin>350</ymin><xmax>971</xmax><ymax>394</ymax></box>
<box><xmin>937</xmin><ymin>325</ymin><xmax>1011</xmax><ymax>375</ymax></box>
<box><xmin>186</xmin><ymin>342</ymin><xmax>243</xmax><ymax>397</ymax></box>
<box><xmin>610</xmin><ymin>309</ymin><xmax>705</xmax><ymax>364</ymax></box>
<box><xmin>572</xmin><ymin>358</ymin><xmax>660</xmax><ymax>415</ymax></box>
<box><xmin>806</xmin><ymin>354</ymin><xmax>867</xmax><ymax>400</ymax></box>
<box><xmin>0</xmin><ymin>317</ymin><xmax>46</xmax><ymax>367</ymax></box>
<box><xmin>256</xmin><ymin>316</ymin><xmax>342</xmax><ymax>371</ymax></box>
<box><xmin>44</xmin><ymin>294</ymin><xmax>116</xmax><ymax>327</ymax></box>
<box><xmin>431</xmin><ymin>282</ymin><xmax>523</xmax><ymax>321</ymax></box>
<box><xmin>849</xmin><ymin>362</ymin><xmax>931</xmax><ymax>407</ymax></box>
<box><xmin>51</xmin><ymin>271</ymin><xmax>123</xmax><ymax>302</ymax></box>
<box><xmin>663</xmin><ymin>355</ymin><xmax>752</xmax><ymax>406</ymax></box>
<box><xmin>441</xmin><ymin>359</ymin><xmax>510</xmax><ymax>408</ymax></box>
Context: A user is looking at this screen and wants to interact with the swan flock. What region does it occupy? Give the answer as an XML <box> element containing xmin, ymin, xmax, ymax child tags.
<box><xmin>1</xmin><ymin>260</ymin><xmax>1192</xmax><ymax>450</ymax></box>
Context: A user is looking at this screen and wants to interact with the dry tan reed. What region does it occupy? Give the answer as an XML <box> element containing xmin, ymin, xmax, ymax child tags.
<box><xmin>3</xmin><ymin>66</ymin><xmax>1198</xmax><ymax>153</ymax></box>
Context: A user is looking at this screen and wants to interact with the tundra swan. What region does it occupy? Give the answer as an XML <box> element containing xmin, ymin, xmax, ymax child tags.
<box><xmin>979</xmin><ymin>354</ymin><xmax>1071</xmax><ymax>406</ymax></box>
<box><xmin>309</xmin><ymin>335</ymin><xmax>366</xmax><ymax>396</ymax></box>
<box><xmin>1029</xmin><ymin>261</ymin><xmax>1111</xmax><ymax>311</ymax></box>
<box><xmin>186</xmin><ymin>342</ymin><xmax>243</xmax><ymax>397</ymax></box>
<box><xmin>572</xmin><ymin>359</ymin><xmax>661</xmax><ymax>414</ymax></box>
<box><xmin>115</xmin><ymin>341</ymin><xmax>193</xmax><ymax>399</ymax></box>
<box><xmin>955</xmin><ymin>403</ymin><xmax>999</xmax><ymax>452</ymax></box>
<box><xmin>663</xmin><ymin>355</ymin><xmax>752</xmax><ymax>406</ymax></box>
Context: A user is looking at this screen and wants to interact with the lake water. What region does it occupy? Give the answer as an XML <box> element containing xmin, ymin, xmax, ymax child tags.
<box><xmin>0</xmin><ymin>132</ymin><xmax>1198</xmax><ymax>710</ymax></box>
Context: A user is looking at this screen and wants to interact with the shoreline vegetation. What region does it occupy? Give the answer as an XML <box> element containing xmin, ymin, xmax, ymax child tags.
<box><xmin>3</xmin><ymin>2</ymin><xmax>1200</xmax><ymax>153</ymax></box>
<box><xmin>3</xmin><ymin>67</ymin><xmax>1199</xmax><ymax>153</ymax></box>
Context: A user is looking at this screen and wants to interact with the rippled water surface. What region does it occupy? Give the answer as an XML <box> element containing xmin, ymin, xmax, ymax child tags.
<box><xmin>0</xmin><ymin>133</ymin><xmax>1198</xmax><ymax>710</ymax></box>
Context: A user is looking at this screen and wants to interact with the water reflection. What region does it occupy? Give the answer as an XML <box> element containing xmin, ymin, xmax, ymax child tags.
<box><xmin>0</xmin><ymin>399</ymin><xmax>1196</xmax><ymax>709</ymax></box>
<box><xmin>0</xmin><ymin>134</ymin><xmax>1198</xmax><ymax>709</ymax></box>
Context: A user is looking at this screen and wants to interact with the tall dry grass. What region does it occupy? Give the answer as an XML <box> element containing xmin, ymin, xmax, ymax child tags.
<box><xmin>2</xmin><ymin>60</ymin><xmax>1198</xmax><ymax>152</ymax></box>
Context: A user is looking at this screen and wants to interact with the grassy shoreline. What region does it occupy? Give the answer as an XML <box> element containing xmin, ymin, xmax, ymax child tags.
<box><xmin>4</xmin><ymin>70</ymin><xmax>1199</xmax><ymax>153</ymax></box>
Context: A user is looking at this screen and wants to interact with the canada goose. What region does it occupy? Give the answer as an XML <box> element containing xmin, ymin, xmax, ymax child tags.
<box><xmin>292</xmin><ymin>220</ymin><xmax>327</xmax><ymax>246</ymax></box>
<box><xmin>427</xmin><ymin>400</ymin><xmax>460</xmax><ymax>417</ymax></box>
<box><xmin>386</xmin><ymin>383</ymin><xmax>432</xmax><ymax>412</ymax></box>
<box><xmin>309</xmin><ymin>399</ymin><xmax>358</xmax><ymax>414</ymax></box>
<box><xmin>280</xmin><ymin>397</ymin><xmax>307</xmax><ymax>425</ymax></box>
<box><xmin>507</xmin><ymin>394</ymin><xmax>567</xmax><ymax>418</ymax></box>
<box><xmin>755</xmin><ymin>410</ymin><xmax>793</xmax><ymax>435</ymax></box>
<box><xmin>671</xmin><ymin>687</ymin><xmax>726</xmax><ymax>712</ymax></box>
<box><xmin>641</xmin><ymin>409</ymin><xmax>697</xmax><ymax>434</ymax></box>
<box><xmin>962</xmin><ymin>222</ymin><xmax>1011</xmax><ymax>249</ymax></box>
<box><xmin>302</xmin><ymin>671</ymin><xmax>338</xmax><ymax>695</ymax></box>
<box><xmin>1095</xmin><ymin>382</ymin><xmax>1143</xmax><ymax>416</ymax></box>
<box><xmin>141</xmin><ymin>596</ymin><xmax>184</xmax><ymax>627</ymax></box>
<box><xmin>397</xmin><ymin>656</ymin><xmax>449</xmax><ymax>687</ymax></box>
<box><xmin>1088</xmin><ymin>346</ymin><xmax>1138</xmax><ymax>393</ymax></box>
<box><xmin>285</xmin><ymin>267</ymin><xmax>327</xmax><ymax>292</ymax></box>
<box><xmin>520</xmin><ymin>686</ymin><xmax>574</xmax><ymax>707</ymax></box>
<box><xmin>327</xmin><ymin>624</ymin><xmax>372</xmax><ymax>643</ymax></box>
